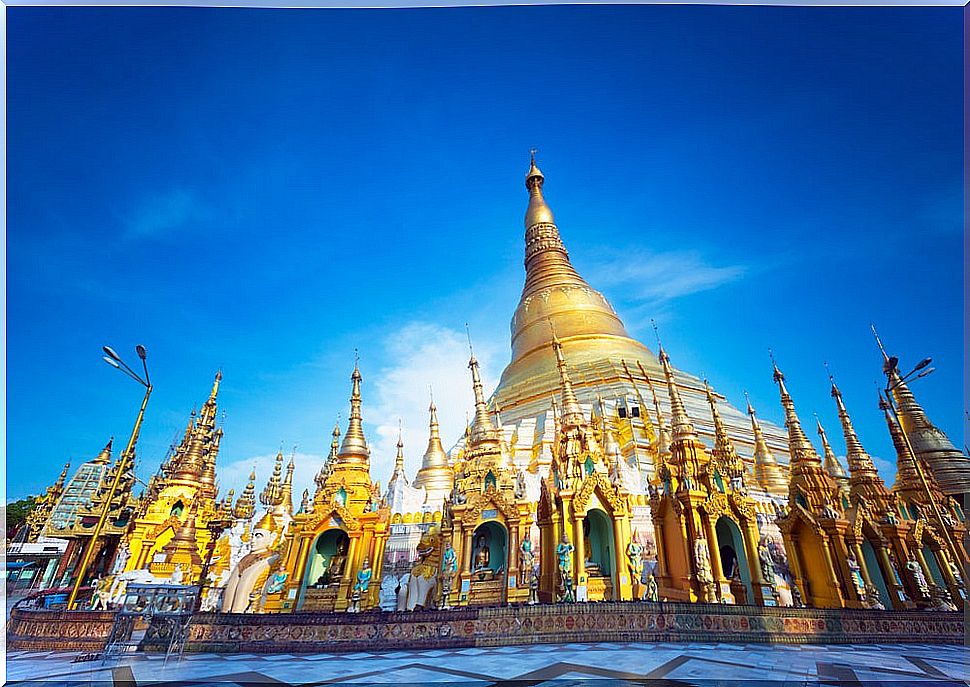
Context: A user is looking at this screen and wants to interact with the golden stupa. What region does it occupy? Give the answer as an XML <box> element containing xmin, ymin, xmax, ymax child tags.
<box><xmin>489</xmin><ymin>153</ymin><xmax>791</xmax><ymax>494</ymax></box>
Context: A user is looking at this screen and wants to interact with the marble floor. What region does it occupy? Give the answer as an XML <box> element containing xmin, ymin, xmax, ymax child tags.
<box><xmin>5</xmin><ymin>641</ymin><xmax>969</xmax><ymax>686</ymax></box>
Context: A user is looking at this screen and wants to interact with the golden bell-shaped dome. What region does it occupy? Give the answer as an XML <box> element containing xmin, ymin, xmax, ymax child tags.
<box><xmin>493</xmin><ymin>153</ymin><xmax>655</xmax><ymax>416</ymax></box>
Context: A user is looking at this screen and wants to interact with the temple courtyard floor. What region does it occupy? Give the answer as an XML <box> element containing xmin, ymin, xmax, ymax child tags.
<box><xmin>5</xmin><ymin>641</ymin><xmax>969</xmax><ymax>686</ymax></box>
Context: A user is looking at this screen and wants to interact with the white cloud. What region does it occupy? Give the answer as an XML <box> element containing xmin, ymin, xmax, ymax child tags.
<box><xmin>364</xmin><ymin>322</ymin><xmax>504</xmax><ymax>487</ymax></box>
<box><xmin>585</xmin><ymin>248</ymin><xmax>745</xmax><ymax>305</ymax></box>
<box><xmin>125</xmin><ymin>188</ymin><xmax>204</xmax><ymax>239</ymax></box>
<box><xmin>217</xmin><ymin>451</ymin><xmax>325</xmax><ymax>509</ymax></box>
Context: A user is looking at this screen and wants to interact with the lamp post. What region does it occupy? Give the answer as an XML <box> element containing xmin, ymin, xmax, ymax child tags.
<box><xmin>881</xmin><ymin>356</ymin><xmax>961</xmax><ymax>566</ymax></box>
<box><xmin>66</xmin><ymin>345</ymin><xmax>153</xmax><ymax>610</ymax></box>
<box><xmin>195</xmin><ymin>517</ymin><xmax>232</xmax><ymax>612</ymax></box>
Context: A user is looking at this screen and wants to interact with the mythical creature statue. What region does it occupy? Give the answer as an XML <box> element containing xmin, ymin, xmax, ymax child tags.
<box><xmin>905</xmin><ymin>557</ymin><xmax>930</xmax><ymax>599</ymax></box>
<box><xmin>557</xmin><ymin>533</ymin><xmax>575</xmax><ymax>603</ymax></box>
<box><xmin>397</xmin><ymin>529</ymin><xmax>441</xmax><ymax>611</ymax></box>
<box><xmin>758</xmin><ymin>539</ymin><xmax>776</xmax><ymax>583</ymax></box>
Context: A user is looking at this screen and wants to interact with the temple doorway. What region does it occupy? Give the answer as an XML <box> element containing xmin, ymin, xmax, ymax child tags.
<box><xmin>582</xmin><ymin>508</ymin><xmax>616</xmax><ymax>600</ymax></box>
<box><xmin>471</xmin><ymin>521</ymin><xmax>507</xmax><ymax>577</ymax></box>
<box><xmin>716</xmin><ymin>516</ymin><xmax>753</xmax><ymax>604</ymax></box>
<box><xmin>468</xmin><ymin>521</ymin><xmax>508</xmax><ymax>606</ymax></box>
<box><xmin>298</xmin><ymin>529</ymin><xmax>350</xmax><ymax>611</ymax></box>
<box><xmin>861</xmin><ymin>539</ymin><xmax>890</xmax><ymax>606</ymax></box>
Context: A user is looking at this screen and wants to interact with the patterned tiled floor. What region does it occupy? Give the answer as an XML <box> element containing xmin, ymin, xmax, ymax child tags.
<box><xmin>5</xmin><ymin>642</ymin><xmax>969</xmax><ymax>686</ymax></box>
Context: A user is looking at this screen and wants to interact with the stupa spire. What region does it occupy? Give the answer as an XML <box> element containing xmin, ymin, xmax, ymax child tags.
<box><xmin>744</xmin><ymin>392</ymin><xmax>787</xmax><ymax>494</ymax></box>
<box><xmin>658</xmin><ymin>343</ymin><xmax>697</xmax><ymax>444</ymax></box>
<box><xmin>93</xmin><ymin>438</ymin><xmax>114</xmax><ymax>465</ymax></box>
<box><xmin>414</xmin><ymin>392</ymin><xmax>454</xmax><ymax>493</ymax></box>
<box><xmin>260</xmin><ymin>451</ymin><xmax>284</xmax><ymax>507</ymax></box>
<box><xmin>705</xmin><ymin>381</ymin><xmax>745</xmax><ymax>480</ymax></box>
<box><xmin>552</xmin><ymin>330</ymin><xmax>584</xmax><ymax>426</ymax></box>
<box><xmin>467</xmin><ymin>329</ymin><xmax>499</xmax><ymax>446</ymax></box>
<box><xmin>872</xmin><ymin>328</ymin><xmax>970</xmax><ymax>496</ymax></box>
<box><xmin>234</xmin><ymin>467</ymin><xmax>257</xmax><ymax>519</ymax></box>
<box><xmin>829</xmin><ymin>373</ymin><xmax>879</xmax><ymax>480</ymax></box>
<box><xmin>338</xmin><ymin>354</ymin><xmax>370</xmax><ymax>465</ymax></box>
<box><xmin>640</xmin><ymin>361</ymin><xmax>672</xmax><ymax>474</ymax></box>
<box><xmin>815</xmin><ymin>414</ymin><xmax>849</xmax><ymax>483</ymax></box>
<box><xmin>771</xmin><ymin>354</ymin><xmax>839</xmax><ymax>513</ymax></box>
<box><xmin>496</xmin><ymin>153</ymin><xmax>645</xmax><ymax>409</ymax></box>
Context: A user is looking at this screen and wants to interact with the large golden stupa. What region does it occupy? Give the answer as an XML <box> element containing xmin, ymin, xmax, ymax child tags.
<box><xmin>489</xmin><ymin>153</ymin><xmax>791</xmax><ymax>489</ymax></box>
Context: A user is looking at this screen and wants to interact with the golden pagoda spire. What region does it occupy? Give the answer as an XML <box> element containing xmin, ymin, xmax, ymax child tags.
<box><xmin>658</xmin><ymin>343</ymin><xmax>697</xmax><ymax>444</ymax></box>
<box><xmin>872</xmin><ymin>327</ymin><xmax>970</xmax><ymax>496</ymax></box>
<box><xmin>338</xmin><ymin>355</ymin><xmax>370</xmax><ymax>465</ymax></box>
<box><xmin>879</xmin><ymin>391</ymin><xmax>944</xmax><ymax>499</ymax></box>
<box><xmin>220</xmin><ymin>488</ymin><xmax>235</xmax><ymax>518</ymax></box>
<box><xmin>160</xmin><ymin>500</ymin><xmax>202</xmax><ymax>568</ymax></box>
<box><xmin>414</xmin><ymin>393</ymin><xmax>455</xmax><ymax>493</ymax></box>
<box><xmin>824</xmin><ymin>375</ymin><xmax>892</xmax><ymax>513</ymax></box>
<box><xmin>316</xmin><ymin>422</ymin><xmax>341</xmax><ymax>490</ymax></box>
<box><xmin>704</xmin><ymin>381</ymin><xmax>745</xmax><ymax>480</ymax></box>
<box><xmin>829</xmin><ymin>374</ymin><xmax>878</xmax><ymax>481</ymax></box>
<box><xmin>234</xmin><ymin>467</ymin><xmax>257</xmax><ymax>519</ymax></box>
<box><xmin>278</xmin><ymin>451</ymin><xmax>295</xmax><ymax>516</ymax></box>
<box><xmin>640</xmin><ymin>361</ymin><xmax>672</xmax><ymax>475</ymax></box>
<box><xmin>467</xmin><ymin>330</ymin><xmax>500</xmax><ymax>447</ymax></box>
<box><xmin>552</xmin><ymin>330</ymin><xmax>585</xmax><ymax>427</ymax></box>
<box><xmin>815</xmin><ymin>414</ymin><xmax>849</xmax><ymax>484</ymax></box>
<box><xmin>744</xmin><ymin>392</ymin><xmax>787</xmax><ymax>494</ymax></box>
<box><xmin>495</xmin><ymin>152</ymin><xmax>646</xmax><ymax>410</ymax></box>
<box><xmin>92</xmin><ymin>438</ymin><xmax>114</xmax><ymax>465</ymax></box>
<box><xmin>771</xmin><ymin>354</ymin><xmax>838</xmax><ymax>512</ymax></box>
<box><xmin>260</xmin><ymin>451</ymin><xmax>284</xmax><ymax>507</ymax></box>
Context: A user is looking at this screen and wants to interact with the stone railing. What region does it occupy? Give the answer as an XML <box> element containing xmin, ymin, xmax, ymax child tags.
<box><xmin>7</xmin><ymin>608</ymin><xmax>117</xmax><ymax>652</ymax></box>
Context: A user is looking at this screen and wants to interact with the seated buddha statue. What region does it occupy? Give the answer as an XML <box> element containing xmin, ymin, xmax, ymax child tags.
<box><xmin>327</xmin><ymin>539</ymin><xmax>349</xmax><ymax>580</ymax></box>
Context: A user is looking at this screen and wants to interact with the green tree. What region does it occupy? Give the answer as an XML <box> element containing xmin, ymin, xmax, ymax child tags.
<box><xmin>4</xmin><ymin>496</ymin><xmax>37</xmax><ymax>538</ymax></box>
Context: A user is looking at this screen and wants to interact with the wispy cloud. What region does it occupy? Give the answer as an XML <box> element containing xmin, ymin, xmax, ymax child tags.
<box><xmin>124</xmin><ymin>188</ymin><xmax>204</xmax><ymax>240</ymax></box>
<box><xmin>585</xmin><ymin>248</ymin><xmax>746</xmax><ymax>306</ymax></box>
<box><xmin>217</xmin><ymin>451</ymin><xmax>325</xmax><ymax>508</ymax></box>
<box><xmin>366</xmin><ymin>322</ymin><xmax>503</xmax><ymax>485</ymax></box>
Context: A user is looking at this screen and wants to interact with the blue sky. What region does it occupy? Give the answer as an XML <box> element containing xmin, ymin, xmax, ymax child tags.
<box><xmin>7</xmin><ymin>6</ymin><xmax>964</xmax><ymax>502</ymax></box>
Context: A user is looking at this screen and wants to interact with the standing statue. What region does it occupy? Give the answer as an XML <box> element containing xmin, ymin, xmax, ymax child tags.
<box><xmin>557</xmin><ymin>533</ymin><xmax>575</xmax><ymax>603</ymax></box>
<box><xmin>528</xmin><ymin>563</ymin><xmax>540</xmax><ymax>605</ymax></box>
<box><xmin>947</xmin><ymin>561</ymin><xmax>964</xmax><ymax>587</ymax></box>
<box><xmin>221</xmin><ymin>512</ymin><xmax>281</xmax><ymax>613</ymax></box>
<box><xmin>626</xmin><ymin>535</ymin><xmax>644</xmax><ymax>586</ymax></box>
<box><xmin>440</xmin><ymin>542</ymin><xmax>458</xmax><ymax>608</ymax></box>
<box><xmin>693</xmin><ymin>539</ymin><xmax>713</xmax><ymax>584</ymax></box>
<box><xmin>519</xmin><ymin>532</ymin><xmax>535</xmax><ymax>578</ymax></box>
<box><xmin>644</xmin><ymin>573</ymin><xmax>659</xmax><ymax>602</ymax></box>
<box><xmin>354</xmin><ymin>558</ymin><xmax>373</xmax><ymax>594</ymax></box>
<box><xmin>905</xmin><ymin>557</ymin><xmax>930</xmax><ymax>598</ymax></box>
<box><xmin>169</xmin><ymin>564</ymin><xmax>185</xmax><ymax>586</ymax></box>
<box><xmin>111</xmin><ymin>544</ymin><xmax>131</xmax><ymax>575</ymax></box>
<box><xmin>846</xmin><ymin>552</ymin><xmax>866</xmax><ymax>599</ymax></box>
<box><xmin>758</xmin><ymin>539</ymin><xmax>776</xmax><ymax>582</ymax></box>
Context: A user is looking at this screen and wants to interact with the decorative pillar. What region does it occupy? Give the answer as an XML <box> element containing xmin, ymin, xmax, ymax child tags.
<box><xmin>573</xmin><ymin>516</ymin><xmax>586</xmax><ymax>600</ymax></box>
<box><xmin>702</xmin><ymin>515</ymin><xmax>729</xmax><ymax>603</ymax></box>
<box><xmin>875</xmin><ymin>543</ymin><xmax>909</xmax><ymax>610</ymax></box>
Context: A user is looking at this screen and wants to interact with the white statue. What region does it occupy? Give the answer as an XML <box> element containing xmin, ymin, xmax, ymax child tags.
<box><xmin>168</xmin><ymin>564</ymin><xmax>185</xmax><ymax>585</ymax></box>
<box><xmin>220</xmin><ymin>511</ymin><xmax>280</xmax><ymax>613</ymax></box>
<box><xmin>396</xmin><ymin>531</ymin><xmax>439</xmax><ymax>611</ymax></box>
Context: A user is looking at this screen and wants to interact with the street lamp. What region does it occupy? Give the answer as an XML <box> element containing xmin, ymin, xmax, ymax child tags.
<box><xmin>881</xmin><ymin>355</ymin><xmax>961</xmax><ymax>569</ymax></box>
<box><xmin>66</xmin><ymin>345</ymin><xmax>153</xmax><ymax>609</ymax></box>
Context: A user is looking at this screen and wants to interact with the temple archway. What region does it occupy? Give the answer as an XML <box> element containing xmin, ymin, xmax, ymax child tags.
<box><xmin>789</xmin><ymin>518</ymin><xmax>841</xmax><ymax>608</ymax></box>
<box><xmin>715</xmin><ymin>516</ymin><xmax>753</xmax><ymax>604</ymax></box>
<box><xmin>582</xmin><ymin>508</ymin><xmax>615</xmax><ymax>579</ymax></box>
<box><xmin>306</xmin><ymin>530</ymin><xmax>349</xmax><ymax>587</ymax></box>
